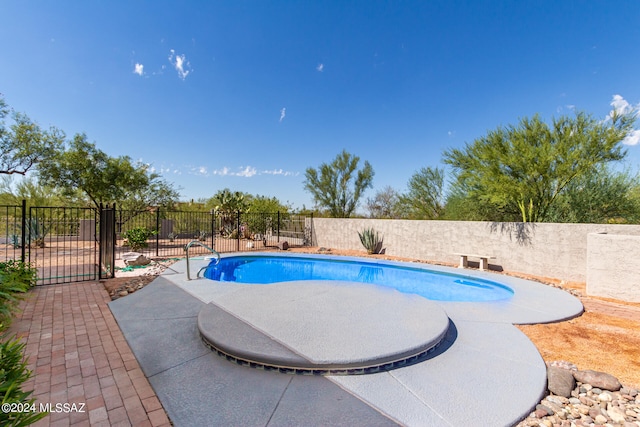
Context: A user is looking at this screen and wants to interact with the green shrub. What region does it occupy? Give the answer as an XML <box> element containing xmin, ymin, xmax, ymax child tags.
<box><xmin>0</xmin><ymin>334</ymin><xmax>47</xmax><ymax>426</ymax></box>
<box><xmin>122</xmin><ymin>227</ymin><xmax>156</xmax><ymax>251</ymax></box>
<box><xmin>0</xmin><ymin>261</ymin><xmax>37</xmax><ymax>328</ymax></box>
<box><xmin>358</xmin><ymin>228</ymin><xmax>383</xmax><ymax>254</ymax></box>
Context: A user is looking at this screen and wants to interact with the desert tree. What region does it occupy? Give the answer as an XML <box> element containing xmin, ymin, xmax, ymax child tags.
<box><xmin>303</xmin><ymin>149</ymin><xmax>374</xmax><ymax>218</ymax></box>
<box><xmin>0</xmin><ymin>176</ymin><xmax>71</xmax><ymax>207</ymax></box>
<box><xmin>246</xmin><ymin>195</ymin><xmax>291</xmax><ymax>213</ymax></box>
<box><xmin>0</xmin><ymin>95</ymin><xmax>64</xmax><ymax>175</ymax></box>
<box><xmin>398</xmin><ymin>167</ymin><xmax>446</xmax><ymax>220</ymax></box>
<box><xmin>443</xmin><ymin>111</ymin><xmax>636</xmax><ymax>222</ymax></box>
<box><xmin>365</xmin><ymin>186</ymin><xmax>402</xmax><ymax>218</ymax></box>
<box><xmin>547</xmin><ymin>165</ymin><xmax>640</xmax><ymax>224</ymax></box>
<box><xmin>37</xmin><ymin>133</ymin><xmax>179</xmax><ymax>210</ymax></box>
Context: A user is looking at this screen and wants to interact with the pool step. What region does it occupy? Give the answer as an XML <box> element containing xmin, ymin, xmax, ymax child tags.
<box><xmin>197</xmin><ymin>282</ymin><xmax>451</xmax><ymax>375</ymax></box>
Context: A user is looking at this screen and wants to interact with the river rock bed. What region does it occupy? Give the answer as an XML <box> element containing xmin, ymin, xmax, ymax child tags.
<box><xmin>517</xmin><ymin>362</ymin><xmax>640</xmax><ymax>427</ymax></box>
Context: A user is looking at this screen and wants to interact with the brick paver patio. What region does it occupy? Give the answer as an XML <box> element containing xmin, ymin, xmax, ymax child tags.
<box><xmin>7</xmin><ymin>281</ymin><xmax>171</xmax><ymax>427</ymax></box>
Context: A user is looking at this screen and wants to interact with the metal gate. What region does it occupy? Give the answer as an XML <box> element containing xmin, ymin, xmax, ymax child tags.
<box><xmin>27</xmin><ymin>206</ymin><xmax>100</xmax><ymax>285</ymax></box>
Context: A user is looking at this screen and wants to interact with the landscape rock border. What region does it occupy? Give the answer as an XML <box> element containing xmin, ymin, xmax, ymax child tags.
<box><xmin>517</xmin><ymin>362</ymin><xmax>639</xmax><ymax>427</ymax></box>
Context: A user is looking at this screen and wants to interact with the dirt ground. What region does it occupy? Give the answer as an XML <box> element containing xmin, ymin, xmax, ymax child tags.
<box><xmin>102</xmin><ymin>247</ymin><xmax>640</xmax><ymax>390</ymax></box>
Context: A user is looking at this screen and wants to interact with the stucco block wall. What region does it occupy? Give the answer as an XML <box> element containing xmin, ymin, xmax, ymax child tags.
<box><xmin>587</xmin><ymin>233</ymin><xmax>640</xmax><ymax>302</ymax></box>
<box><xmin>311</xmin><ymin>218</ymin><xmax>640</xmax><ymax>283</ymax></box>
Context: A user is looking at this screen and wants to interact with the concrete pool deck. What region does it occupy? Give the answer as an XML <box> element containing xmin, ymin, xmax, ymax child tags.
<box><xmin>109</xmin><ymin>254</ymin><xmax>584</xmax><ymax>426</ymax></box>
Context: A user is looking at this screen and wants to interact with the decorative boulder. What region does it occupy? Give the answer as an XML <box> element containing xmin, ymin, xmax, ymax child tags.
<box><xmin>573</xmin><ymin>370</ymin><xmax>621</xmax><ymax>391</ymax></box>
<box><xmin>547</xmin><ymin>365</ymin><xmax>576</xmax><ymax>397</ymax></box>
<box><xmin>277</xmin><ymin>241</ymin><xmax>289</xmax><ymax>250</ymax></box>
<box><xmin>122</xmin><ymin>252</ymin><xmax>151</xmax><ymax>266</ymax></box>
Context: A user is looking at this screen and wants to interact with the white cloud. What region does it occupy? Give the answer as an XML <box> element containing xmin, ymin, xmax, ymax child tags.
<box><xmin>610</xmin><ymin>94</ymin><xmax>634</xmax><ymax>116</ymax></box>
<box><xmin>133</xmin><ymin>63</ymin><xmax>144</xmax><ymax>76</ymax></box>
<box><xmin>237</xmin><ymin>166</ymin><xmax>257</xmax><ymax>177</ymax></box>
<box><xmin>212</xmin><ymin>167</ymin><xmax>230</xmax><ymax>176</ymax></box>
<box><xmin>607</xmin><ymin>95</ymin><xmax>640</xmax><ymax>145</ymax></box>
<box><xmin>316</xmin><ymin>63</ymin><xmax>324</xmax><ymax>72</ymax></box>
<box><xmin>623</xmin><ymin>129</ymin><xmax>640</xmax><ymax>146</ymax></box>
<box><xmin>263</xmin><ymin>169</ymin><xmax>298</xmax><ymax>176</ymax></box>
<box><xmin>168</xmin><ymin>49</ymin><xmax>192</xmax><ymax>80</ymax></box>
<box><xmin>608</xmin><ymin>94</ymin><xmax>640</xmax><ymax>119</ymax></box>
<box><xmin>556</xmin><ymin>104</ymin><xmax>577</xmax><ymax>114</ymax></box>
<box><xmin>188</xmin><ymin>166</ymin><xmax>209</xmax><ymax>176</ymax></box>
<box><xmin>279</xmin><ymin>107</ymin><xmax>286</xmax><ymax>122</ymax></box>
<box><xmin>194</xmin><ymin>165</ymin><xmax>298</xmax><ymax>178</ymax></box>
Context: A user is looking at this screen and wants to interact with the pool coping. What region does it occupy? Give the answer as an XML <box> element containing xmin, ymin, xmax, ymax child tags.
<box><xmin>110</xmin><ymin>252</ymin><xmax>584</xmax><ymax>426</ymax></box>
<box><xmin>188</xmin><ymin>251</ymin><xmax>584</xmax><ymax>325</ymax></box>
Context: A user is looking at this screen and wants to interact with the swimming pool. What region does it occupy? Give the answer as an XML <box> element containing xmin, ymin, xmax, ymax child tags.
<box><xmin>203</xmin><ymin>254</ymin><xmax>513</xmax><ymax>302</ymax></box>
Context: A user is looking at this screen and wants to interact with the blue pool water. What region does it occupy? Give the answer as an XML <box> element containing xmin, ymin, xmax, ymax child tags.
<box><xmin>203</xmin><ymin>255</ymin><xmax>513</xmax><ymax>302</ymax></box>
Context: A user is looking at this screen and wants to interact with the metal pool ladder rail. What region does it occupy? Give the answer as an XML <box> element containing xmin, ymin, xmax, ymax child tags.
<box><xmin>185</xmin><ymin>240</ymin><xmax>221</xmax><ymax>280</ymax></box>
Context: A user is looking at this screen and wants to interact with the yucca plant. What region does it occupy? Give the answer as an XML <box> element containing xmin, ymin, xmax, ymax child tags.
<box><xmin>358</xmin><ymin>228</ymin><xmax>383</xmax><ymax>254</ymax></box>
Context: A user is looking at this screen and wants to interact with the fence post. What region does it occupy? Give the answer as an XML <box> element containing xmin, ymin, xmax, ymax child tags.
<box><xmin>210</xmin><ymin>210</ymin><xmax>215</xmax><ymax>250</ymax></box>
<box><xmin>20</xmin><ymin>199</ymin><xmax>26</xmax><ymax>262</ymax></box>
<box><xmin>155</xmin><ymin>207</ymin><xmax>160</xmax><ymax>257</ymax></box>
<box><xmin>112</xmin><ymin>204</ymin><xmax>116</xmax><ymax>276</ymax></box>
<box><xmin>236</xmin><ymin>210</ymin><xmax>241</xmax><ymax>251</ymax></box>
<box><xmin>277</xmin><ymin>211</ymin><xmax>280</xmax><ymax>242</ymax></box>
<box><xmin>98</xmin><ymin>203</ymin><xmax>103</xmax><ymax>278</ymax></box>
<box><xmin>99</xmin><ymin>203</ymin><xmax>117</xmax><ymax>280</ymax></box>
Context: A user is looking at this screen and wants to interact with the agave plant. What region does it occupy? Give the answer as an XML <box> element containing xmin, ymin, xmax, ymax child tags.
<box><xmin>358</xmin><ymin>227</ymin><xmax>383</xmax><ymax>254</ymax></box>
<box><xmin>27</xmin><ymin>218</ymin><xmax>50</xmax><ymax>248</ymax></box>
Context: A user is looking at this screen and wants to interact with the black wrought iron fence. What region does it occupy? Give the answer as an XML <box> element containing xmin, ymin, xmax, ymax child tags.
<box><xmin>115</xmin><ymin>208</ymin><xmax>312</xmax><ymax>257</ymax></box>
<box><xmin>0</xmin><ymin>202</ymin><xmax>25</xmax><ymax>262</ymax></box>
<box><xmin>0</xmin><ymin>201</ymin><xmax>313</xmax><ymax>284</ymax></box>
<box><xmin>214</xmin><ymin>210</ymin><xmax>312</xmax><ymax>252</ymax></box>
<box><xmin>114</xmin><ymin>208</ymin><xmax>215</xmax><ymax>259</ymax></box>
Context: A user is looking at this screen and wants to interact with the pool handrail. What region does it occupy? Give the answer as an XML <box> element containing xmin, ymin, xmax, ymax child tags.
<box><xmin>184</xmin><ymin>240</ymin><xmax>220</xmax><ymax>280</ymax></box>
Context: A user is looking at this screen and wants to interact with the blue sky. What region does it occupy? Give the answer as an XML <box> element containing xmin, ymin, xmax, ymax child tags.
<box><xmin>1</xmin><ymin>1</ymin><xmax>639</xmax><ymax>210</ymax></box>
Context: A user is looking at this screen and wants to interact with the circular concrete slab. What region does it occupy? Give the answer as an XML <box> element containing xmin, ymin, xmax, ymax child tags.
<box><xmin>198</xmin><ymin>282</ymin><xmax>450</xmax><ymax>373</ymax></box>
